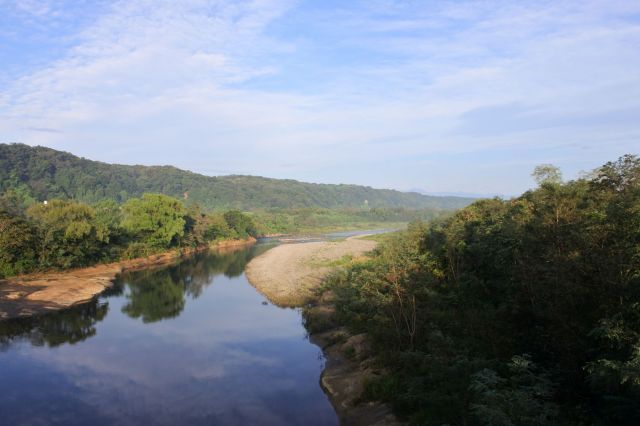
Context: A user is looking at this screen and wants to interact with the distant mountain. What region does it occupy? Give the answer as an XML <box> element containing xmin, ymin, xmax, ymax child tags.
<box><xmin>409</xmin><ymin>188</ymin><xmax>502</xmax><ymax>199</ymax></box>
<box><xmin>0</xmin><ymin>144</ymin><xmax>475</xmax><ymax>211</ymax></box>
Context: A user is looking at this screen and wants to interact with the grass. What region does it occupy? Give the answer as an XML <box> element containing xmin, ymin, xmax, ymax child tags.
<box><xmin>295</xmin><ymin>221</ymin><xmax>407</xmax><ymax>235</ymax></box>
<box><xmin>357</xmin><ymin>230</ymin><xmax>402</xmax><ymax>243</ymax></box>
<box><xmin>255</xmin><ymin>219</ymin><xmax>409</xmax><ymax>237</ymax></box>
<box><xmin>308</xmin><ymin>254</ymin><xmax>355</xmax><ymax>268</ymax></box>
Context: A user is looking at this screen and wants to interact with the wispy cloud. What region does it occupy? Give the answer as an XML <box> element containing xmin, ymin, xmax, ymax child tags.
<box><xmin>24</xmin><ymin>126</ymin><xmax>63</xmax><ymax>133</ymax></box>
<box><xmin>1</xmin><ymin>0</ymin><xmax>638</xmax><ymax>194</ymax></box>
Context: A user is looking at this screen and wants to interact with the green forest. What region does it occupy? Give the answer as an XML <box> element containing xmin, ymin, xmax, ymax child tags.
<box><xmin>0</xmin><ymin>192</ymin><xmax>258</xmax><ymax>278</ymax></box>
<box><xmin>0</xmin><ymin>186</ymin><xmax>445</xmax><ymax>278</ymax></box>
<box><xmin>311</xmin><ymin>155</ymin><xmax>640</xmax><ymax>425</ymax></box>
<box><xmin>0</xmin><ymin>143</ymin><xmax>464</xmax><ymax>278</ymax></box>
<box><xmin>0</xmin><ymin>143</ymin><xmax>473</xmax><ymax>210</ymax></box>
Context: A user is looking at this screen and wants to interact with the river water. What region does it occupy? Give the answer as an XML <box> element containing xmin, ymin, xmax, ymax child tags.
<box><xmin>0</xmin><ymin>244</ymin><xmax>339</xmax><ymax>426</ymax></box>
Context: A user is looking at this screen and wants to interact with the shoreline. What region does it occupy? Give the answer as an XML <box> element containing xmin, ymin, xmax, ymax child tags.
<box><xmin>245</xmin><ymin>236</ymin><xmax>376</xmax><ymax>307</ymax></box>
<box><xmin>0</xmin><ymin>237</ymin><xmax>256</xmax><ymax>321</ymax></box>
<box><xmin>309</xmin><ymin>326</ymin><xmax>399</xmax><ymax>426</ymax></box>
<box><xmin>245</xmin><ymin>236</ymin><xmax>400</xmax><ymax>425</ymax></box>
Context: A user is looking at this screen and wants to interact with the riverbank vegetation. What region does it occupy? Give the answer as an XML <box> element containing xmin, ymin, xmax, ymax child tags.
<box><xmin>0</xmin><ymin>192</ymin><xmax>258</xmax><ymax>278</ymax></box>
<box><xmin>319</xmin><ymin>155</ymin><xmax>640</xmax><ymax>425</ymax></box>
<box><xmin>249</xmin><ymin>207</ymin><xmax>442</xmax><ymax>235</ymax></box>
<box><xmin>0</xmin><ymin>187</ymin><xmax>452</xmax><ymax>280</ymax></box>
<box><xmin>0</xmin><ymin>185</ymin><xmax>448</xmax><ymax>279</ymax></box>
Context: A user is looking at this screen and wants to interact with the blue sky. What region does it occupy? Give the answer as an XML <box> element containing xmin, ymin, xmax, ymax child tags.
<box><xmin>1</xmin><ymin>0</ymin><xmax>639</xmax><ymax>196</ymax></box>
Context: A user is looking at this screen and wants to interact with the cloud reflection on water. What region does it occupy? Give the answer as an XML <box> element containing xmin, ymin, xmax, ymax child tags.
<box><xmin>0</xmin><ymin>247</ymin><xmax>337</xmax><ymax>425</ymax></box>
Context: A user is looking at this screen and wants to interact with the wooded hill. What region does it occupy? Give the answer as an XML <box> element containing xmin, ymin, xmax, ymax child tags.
<box><xmin>0</xmin><ymin>144</ymin><xmax>474</xmax><ymax>210</ymax></box>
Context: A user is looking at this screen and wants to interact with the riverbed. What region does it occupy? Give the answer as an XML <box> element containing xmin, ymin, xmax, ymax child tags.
<box><xmin>0</xmin><ymin>244</ymin><xmax>338</xmax><ymax>425</ymax></box>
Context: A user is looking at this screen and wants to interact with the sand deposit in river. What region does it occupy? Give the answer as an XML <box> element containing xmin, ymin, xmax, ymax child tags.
<box><xmin>245</xmin><ymin>236</ymin><xmax>376</xmax><ymax>307</ymax></box>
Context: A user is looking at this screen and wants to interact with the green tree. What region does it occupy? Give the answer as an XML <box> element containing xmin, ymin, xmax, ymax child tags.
<box><xmin>121</xmin><ymin>194</ymin><xmax>187</xmax><ymax>248</ymax></box>
<box><xmin>0</xmin><ymin>212</ymin><xmax>39</xmax><ymax>277</ymax></box>
<box><xmin>223</xmin><ymin>210</ymin><xmax>256</xmax><ymax>238</ymax></box>
<box><xmin>470</xmin><ymin>356</ymin><xmax>558</xmax><ymax>425</ymax></box>
<box><xmin>93</xmin><ymin>199</ymin><xmax>122</xmax><ymax>236</ymax></box>
<box><xmin>532</xmin><ymin>164</ymin><xmax>563</xmax><ymax>186</ymax></box>
<box><xmin>205</xmin><ymin>212</ymin><xmax>233</xmax><ymax>240</ymax></box>
<box><xmin>319</xmin><ymin>155</ymin><xmax>640</xmax><ymax>424</ymax></box>
<box><xmin>27</xmin><ymin>200</ymin><xmax>109</xmax><ymax>268</ymax></box>
<box><xmin>0</xmin><ymin>187</ymin><xmax>36</xmax><ymax>216</ymax></box>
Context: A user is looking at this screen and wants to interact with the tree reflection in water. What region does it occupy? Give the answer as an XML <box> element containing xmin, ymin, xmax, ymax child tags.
<box><xmin>0</xmin><ymin>301</ymin><xmax>109</xmax><ymax>350</ymax></box>
<box><xmin>0</xmin><ymin>243</ymin><xmax>276</xmax><ymax>347</ymax></box>
<box><xmin>119</xmin><ymin>244</ymin><xmax>273</xmax><ymax>322</ymax></box>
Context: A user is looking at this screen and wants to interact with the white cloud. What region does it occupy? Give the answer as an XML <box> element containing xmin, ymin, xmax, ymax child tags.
<box><xmin>1</xmin><ymin>0</ymin><xmax>639</xmax><ymax>193</ymax></box>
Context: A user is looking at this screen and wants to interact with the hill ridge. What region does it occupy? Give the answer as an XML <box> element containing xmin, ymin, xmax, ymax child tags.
<box><xmin>0</xmin><ymin>143</ymin><xmax>474</xmax><ymax>210</ymax></box>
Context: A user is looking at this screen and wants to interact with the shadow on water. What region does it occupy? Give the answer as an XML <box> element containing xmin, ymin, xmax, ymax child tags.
<box><xmin>0</xmin><ymin>243</ymin><xmax>276</xmax><ymax>348</ymax></box>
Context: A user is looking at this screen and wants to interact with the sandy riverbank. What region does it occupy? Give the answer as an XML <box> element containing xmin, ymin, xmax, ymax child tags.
<box><xmin>245</xmin><ymin>235</ymin><xmax>400</xmax><ymax>426</ymax></box>
<box><xmin>245</xmin><ymin>236</ymin><xmax>376</xmax><ymax>307</ymax></box>
<box><xmin>0</xmin><ymin>238</ymin><xmax>256</xmax><ymax>320</ymax></box>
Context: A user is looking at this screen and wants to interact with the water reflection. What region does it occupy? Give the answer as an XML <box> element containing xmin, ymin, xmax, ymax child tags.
<box><xmin>1</xmin><ymin>244</ymin><xmax>276</xmax><ymax>345</ymax></box>
<box><xmin>122</xmin><ymin>274</ymin><xmax>185</xmax><ymax>323</ymax></box>
<box><xmin>118</xmin><ymin>245</ymin><xmax>275</xmax><ymax>323</ymax></box>
<box><xmin>0</xmin><ymin>301</ymin><xmax>108</xmax><ymax>350</ymax></box>
<box><xmin>0</xmin><ymin>243</ymin><xmax>337</xmax><ymax>426</ymax></box>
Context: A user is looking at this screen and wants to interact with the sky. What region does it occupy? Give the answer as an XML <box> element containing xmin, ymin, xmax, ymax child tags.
<box><xmin>1</xmin><ymin>0</ymin><xmax>639</xmax><ymax>197</ymax></box>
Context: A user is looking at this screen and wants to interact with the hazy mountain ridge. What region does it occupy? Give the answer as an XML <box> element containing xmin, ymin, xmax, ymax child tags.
<box><xmin>0</xmin><ymin>143</ymin><xmax>475</xmax><ymax>210</ymax></box>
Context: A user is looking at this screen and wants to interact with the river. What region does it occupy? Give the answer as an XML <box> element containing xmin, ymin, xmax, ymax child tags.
<box><xmin>0</xmin><ymin>243</ymin><xmax>339</xmax><ymax>425</ymax></box>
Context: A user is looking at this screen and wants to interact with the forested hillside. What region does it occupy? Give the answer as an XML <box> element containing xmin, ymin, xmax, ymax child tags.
<box><xmin>314</xmin><ymin>155</ymin><xmax>640</xmax><ymax>425</ymax></box>
<box><xmin>0</xmin><ymin>144</ymin><xmax>473</xmax><ymax>210</ymax></box>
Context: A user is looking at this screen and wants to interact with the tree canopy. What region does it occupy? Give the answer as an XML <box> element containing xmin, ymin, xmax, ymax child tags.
<box><xmin>122</xmin><ymin>194</ymin><xmax>187</xmax><ymax>248</ymax></box>
<box><xmin>320</xmin><ymin>154</ymin><xmax>640</xmax><ymax>425</ymax></box>
<box><xmin>0</xmin><ymin>193</ymin><xmax>259</xmax><ymax>278</ymax></box>
<box><xmin>26</xmin><ymin>200</ymin><xmax>108</xmax><ymax>268</ymax></box>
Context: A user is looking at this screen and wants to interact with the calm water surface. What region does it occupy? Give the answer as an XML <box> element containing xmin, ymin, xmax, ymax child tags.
<box><xmin>0</xmin><ymin>244</ymin><xmax>339</xmax><ymax>426</ymax></box>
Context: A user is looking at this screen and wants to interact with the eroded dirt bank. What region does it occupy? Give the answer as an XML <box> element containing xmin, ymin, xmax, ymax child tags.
<box><xmin>245</xmin><ymin>236</ymin><xmax>400</xmax><ymax>426</ymax></box>
<box><xmin>310</xmin><ymin>326</ymin><xmax>399</xmax><ymax>426</ymax></box>
<box><xmin>0</xmin><ymin>238</ymin><xmax>256</xmax><ymax>320</ymax></box>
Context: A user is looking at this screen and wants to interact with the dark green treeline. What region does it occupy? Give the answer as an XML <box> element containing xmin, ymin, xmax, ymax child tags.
<box><xmin>318</xmin><ymin>155</ymin><xmax>640</xmax><ymax>425</ymax></box>
<box><xmin>0</xmin><ymin>192</ymin><xmax>257</xmax><ymax>278</ymax></box>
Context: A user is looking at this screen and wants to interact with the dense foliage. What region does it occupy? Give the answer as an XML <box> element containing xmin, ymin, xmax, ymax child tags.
<box><xmin>0</xmin><ymin>193</ymin><xmax>257</xmax><ymax>278</ymax></box>
<box><xmin>249</xmin><ymin>207</ymin><xmax>444</xmax><ymax>235</ymax></box>
<box><xmin>122</xmin><ymin>194</ymin><xmax>187</xmax><ymax>248</ymax></box>
<box><xmin>323</xmin><ymin>155</ymin><xmax>640</xmax><ymax>425</ymax></box>
<box><xmin>27</xmin><ymin>200</ymin><xmax>110</xmax><ymax>269</ymax></box>
<box><xmin>0</xmin><ymin>143</ymin><xmax>473</xmax><ymax>210</ymax></box>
